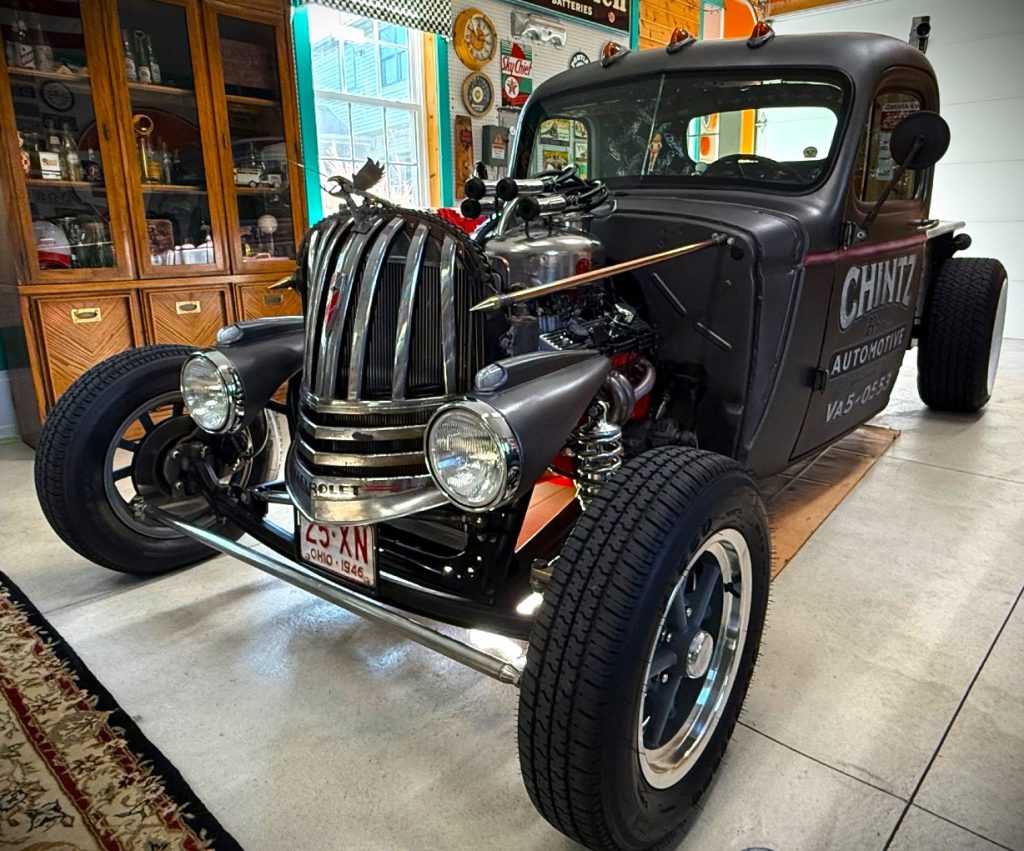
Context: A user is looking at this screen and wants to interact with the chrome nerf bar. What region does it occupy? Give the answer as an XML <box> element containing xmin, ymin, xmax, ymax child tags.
<box><xmin>146</xmin><ymin>507</ymin><xmax>523</xmax><ymax>686</ymax></box>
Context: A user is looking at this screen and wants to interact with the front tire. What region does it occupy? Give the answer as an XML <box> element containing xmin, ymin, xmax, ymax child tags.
<box><xmin>518</xmin><ymin>448</ymin><xmax>770</xmax><ymax>851</ymax></box>
<box><xmin>35</xmin><ymin>345</ymin><xmax>272</xmax><ymax>576</ymax></box>
<box><xmin>918</xmin><ymin>257</ymin><xmax>1008</xmax><ymax>412</ymax></box>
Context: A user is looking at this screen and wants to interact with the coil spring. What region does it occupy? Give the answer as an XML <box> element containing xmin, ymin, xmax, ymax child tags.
<box><xmin>571</xmin><ymin>401</ymin><xmax>623</xmax><ymax>507</ymax></box>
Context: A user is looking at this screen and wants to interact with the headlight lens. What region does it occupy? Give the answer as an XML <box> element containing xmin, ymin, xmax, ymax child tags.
<box><xmin>180</xmin><ymin>352</ymin><xmax>243</xmax><ymax>433</ymax></box>
<box><xmin>426</xmin><ymin>402</ymin><xmax>520</xmax><ymax>510</ymax></box>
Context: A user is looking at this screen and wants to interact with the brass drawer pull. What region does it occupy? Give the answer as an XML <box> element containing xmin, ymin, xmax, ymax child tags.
<box><xmin>263</xmin><ymin>293</ymin><xmax>284</xmax><ymax>306</ymax></box>
<box><xmin>71</xmin><ymin>307</ymin><xmax>102</xmax><ymax>324</ymax></box>
<box><xmin>175</xmin><ymin>300</ymin><xmax>201</xmax><ymax>314</ymax></box>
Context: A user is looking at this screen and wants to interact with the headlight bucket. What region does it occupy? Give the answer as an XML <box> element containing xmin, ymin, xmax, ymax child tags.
<box><xmin>425</xmin><ymin>400</ymin><xmax>521</xmax><ymax>512</ymax></box>
<box><xmin>180</xmin><ymin>350</ymin><xmax>245</xmax><ymax>433</ymax></box>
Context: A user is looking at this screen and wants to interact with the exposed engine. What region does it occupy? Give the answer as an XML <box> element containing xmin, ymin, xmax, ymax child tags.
<box><xmin>466</xmin><ymin>167</ymin><xmax>661</xmax><ymax>499</ymax></box>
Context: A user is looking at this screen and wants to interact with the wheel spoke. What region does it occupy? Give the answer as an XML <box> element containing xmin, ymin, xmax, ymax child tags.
<box><xmin>684</xmin><ymin>559</ymin><xmax>719</xmax><ymax>639</ymax></box>
<box><xmin>117</xmin><ymin>438</ymin><xmax>140</xmax><ymax>452</ymax></box>
<box><xmin>646</xmin><ymin>676</ymin><xmax>683</xmax><ymax>747</ymax></box>
<box><xmin>669</xmin><ymin>588</ymin><xmax>689</xmax><ymax>633</ymax></box>
<box><xmin>172</xmin><ymin>401</ymin><xmax>185</xmax><ymax>418</ymax></box>
<box><xmin>112</xmin><ymin>466</ymin><xmax>133</xmax><ymax>481</ymax></box>
<box><xmin>139</xmin><ymin>412</ymin><xmax>155</xmax><ymax>433</ymax></box>
<box><xmin>649</xmin><ymin>647</ymin><xmax>677</xmax><ymax>678</ymax></box>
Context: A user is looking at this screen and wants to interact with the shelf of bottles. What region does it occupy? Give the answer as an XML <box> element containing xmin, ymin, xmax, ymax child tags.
<box><xmin>2</xmin><ymin>3</ymin><xmax>116</xmax><ymax>271</ymax></box>
<box><xmin>216</xmin><ymin>15</ymin><xmax>294</xmax><ymax>262</ymax></box>
<box><xmin>118</xmin><ymin>0</ymin><xmax>217</xmax><ymax>269</ymax></box>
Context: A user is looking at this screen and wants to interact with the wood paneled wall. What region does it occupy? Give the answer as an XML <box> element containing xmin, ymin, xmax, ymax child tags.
<box><xmin>637</xmin><ymin>0</ymin><xmax>850</xmax><ymax>49</ymax></box>
<box><xmin>639</xmin><ymin>0</ymin><xmax>701</xmax><ymax>49</ymax></box>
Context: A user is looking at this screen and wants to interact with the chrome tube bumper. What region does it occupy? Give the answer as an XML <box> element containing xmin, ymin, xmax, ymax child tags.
<box><xmin>147</xmin><ymin>507</ymin><xmax>523</xmax><ymax>686</ymax></box>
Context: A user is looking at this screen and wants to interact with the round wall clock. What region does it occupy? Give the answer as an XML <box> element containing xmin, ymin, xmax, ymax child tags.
<box><xmin>454</xmin><ymin>8</ymin><xmax>497</xmax><ymax>70</ymax></box>
<box><xmin>462</xmin><ymin>72</ymin><xmax>494</xmax><ymax>117</ymax></box>
<box><xmin>41</xmin><ymin>80</ymin><xmax>74</xmax><ymax>112</ymax></box>
<box><xmin>568</xmin><ymin>51</ymin><xmax>590</xmax><ymax>69</ymax></box>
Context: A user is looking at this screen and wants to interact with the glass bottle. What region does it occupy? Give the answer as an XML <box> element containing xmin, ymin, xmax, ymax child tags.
<box><xmin>159</xmin><ymin>140</ymin><xmax>172</xmax><ymax>183</ymax></box>
<box><xmin>81</xmin><ymin>148</ymin><xmax>102</xmax><ymax>183</ymax></box>
<box><xmin>43</xmin><ymin>120</ymin><xmax>69</xmax><ymax>179</ymax></box>
<box><xmin>134</xmin><ymin>31</ymin><xmax>151</xmax><ymax>84</ymax></box>
<box><xmin>122</xmin><ymin>29</ymin><xmax>137</xmax><ymax>82</ymax></box>
<box><xmin>146</xmin><ymin>34</ymin><xmax>161</xmax><ymax>85</ymax></box>
<box><xmin>15</xmin><ymin>17</ymin><xmax>35</xmax><ymax>69</ymax></box>
<box><xmin>61</xmin><ymin>122</ymin><xmax>82</xmax><ymax>181</ymax></box>
<box><xmin>30</xmin><ymin>14</ymin><xmax>54</xmax><ymax>72</ymax></box>
<box><xmin>27</xmin><ymin>134</ymin><xmax>43</xmax><ymax>178</ymax></box>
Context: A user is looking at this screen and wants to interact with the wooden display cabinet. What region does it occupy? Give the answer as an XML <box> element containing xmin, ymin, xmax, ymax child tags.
<box><xmin>0</xmin><ymin>0</ymin><xmax>305</xmax><ymax>444</ymax></box>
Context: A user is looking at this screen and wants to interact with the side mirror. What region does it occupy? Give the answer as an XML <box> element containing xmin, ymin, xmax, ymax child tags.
<box><xmin>890</xmin><ymin>110</ymin><xmax>950</xmax><ymax>170</ymax></box>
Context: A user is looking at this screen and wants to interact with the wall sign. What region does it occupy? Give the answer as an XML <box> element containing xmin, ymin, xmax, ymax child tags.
<box><xmin>568</xmin><ymin>51</ymin><xmax>590</xmax><ymax>69</ymax></box>
<box><xmin>514</xmin><ymin>0</ymin><xmax>630</xmax><ymax>34</ymax></box>
<box><xmin>462</xmin><ymin>72</ymin><xmax>495</xmax><ymax>117</ymax></box>
<box><xmin>500</xmin><ymin>40</ymin><xmax>533</xmax><ymax>108</ymax></box>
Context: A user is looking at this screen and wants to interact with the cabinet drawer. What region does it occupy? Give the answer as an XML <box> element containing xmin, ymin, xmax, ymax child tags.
<box><xmin>144</xmin><ymin>287</ymin><xmax>233</xmax><ymax>346</ymax></box>
<box><xmin>236</xmin><ymin>282</ymin><xmax>302</xmax><ymax>320</ymax></box>
<box><xmin>35</xmin><ymin>294</ymin><xmax>140</xmax><ymax>403</ymax></box>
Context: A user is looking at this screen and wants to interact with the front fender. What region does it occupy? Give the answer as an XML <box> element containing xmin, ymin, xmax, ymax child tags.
<box><xmin>467</xmin><ymin>350</ymin><xmax>611</xmax><ymax>499</ymax></box>
<box><xmin>203</xmin><ymin>316</ymin><xmax>304</xmax><ymax>429</ymax></box>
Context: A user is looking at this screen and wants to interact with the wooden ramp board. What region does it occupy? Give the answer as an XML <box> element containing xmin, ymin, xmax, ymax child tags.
<box><xmin>762</xmin><ymin>425</ymin><xmax>900</xmax><ymax>579</ymax></box>
<box><xmin>515</xmin><ymin>425</ymin><xmax>899</xmax><ymax>572</ymax></box>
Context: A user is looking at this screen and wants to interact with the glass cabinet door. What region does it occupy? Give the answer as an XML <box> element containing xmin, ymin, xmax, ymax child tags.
<box><xmin>207</xmin><ymin>9</ymin><xmax>302</xmax><ymax>272</ymax></box>
<box><xmin>0</xmin><ymin>1</ymin><xmax>133</xmax><ymax>281</ymax></box>
<box><xmin>113</xmin><ymin>0</ymin><xmax>226</xmax><ymax>276</ymax></box>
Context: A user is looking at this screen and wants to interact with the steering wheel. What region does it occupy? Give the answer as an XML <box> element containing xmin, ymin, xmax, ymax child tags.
<box><xmin>702</xmin><ymin>153</ymin><xmax>803</xmax><ymax>182</ymax></box>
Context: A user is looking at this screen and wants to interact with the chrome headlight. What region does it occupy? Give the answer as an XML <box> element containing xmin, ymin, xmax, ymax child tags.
<box><xmin>425</xmin><ymin>400</ymin><xmax>521</xmax><ymax>511</ymax></box>
<box><xmin>180</xmin><ymin>350</ymin><xmax>244</xmax><ymax>433</ymax></box>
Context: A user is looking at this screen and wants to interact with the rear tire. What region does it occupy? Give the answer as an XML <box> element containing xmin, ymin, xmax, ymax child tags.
<box><xmin>518</xmin><ymin>448</ymin><xmax>770</xmax><ymax>851</ymax></box>
<box><xmin>35</xmin><ymin>345</ymin><xmax>272</xmax><ymax>576</ymax></box>
<box><xmin>917</xmin><ymin>257</ymin><xmax>1008</xmax><ymax>412</ymax></box>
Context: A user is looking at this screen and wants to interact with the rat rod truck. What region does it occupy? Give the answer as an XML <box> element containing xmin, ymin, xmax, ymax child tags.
<box><xmin>36</xmin><ymin>30</ymin><xmax>1007</xmax><ymax>851</ymax></box>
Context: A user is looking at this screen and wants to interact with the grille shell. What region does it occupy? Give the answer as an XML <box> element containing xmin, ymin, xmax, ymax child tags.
<box><xmin>286</xmin><ymin>209</ymin><xmax>490</xmax><ymax>524</ymax></box>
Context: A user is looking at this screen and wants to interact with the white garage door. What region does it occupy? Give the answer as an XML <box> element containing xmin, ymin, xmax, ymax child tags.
<box><xmin>773</xmin><ymin>0</ymin><xmax>1024</xmax><ymax>338</ymax></box>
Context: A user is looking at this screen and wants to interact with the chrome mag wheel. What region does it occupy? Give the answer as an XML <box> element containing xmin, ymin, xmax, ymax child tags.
<box><xmin>637</xmin><ymin>527</ymin><xmax>753</xmax><ymax>789</ymax></box>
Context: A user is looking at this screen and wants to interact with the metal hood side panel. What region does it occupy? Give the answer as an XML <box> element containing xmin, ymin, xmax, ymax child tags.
<box><xmin>590</xmin><ymin>197</ymin><xmax>809</xmax><ymax>465</ymax></box>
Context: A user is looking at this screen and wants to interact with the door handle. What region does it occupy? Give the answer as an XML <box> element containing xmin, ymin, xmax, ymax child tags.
<box><xmin>175</xmin><ymin>300</ymin><xmax>201</xmax><ymax>314</ymax></box>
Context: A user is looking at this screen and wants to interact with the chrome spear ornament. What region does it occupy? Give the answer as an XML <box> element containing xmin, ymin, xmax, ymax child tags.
<box><xmin>470</xmin><ymin>233</ymin><xmax>727</xmax><ymax>313</ymax></box>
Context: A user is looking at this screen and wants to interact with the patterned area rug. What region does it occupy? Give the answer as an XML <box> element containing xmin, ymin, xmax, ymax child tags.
<box><xmin>0</xmin><ymin>572</ymin><xmax>240</xmax><ymax>850</ymax></box>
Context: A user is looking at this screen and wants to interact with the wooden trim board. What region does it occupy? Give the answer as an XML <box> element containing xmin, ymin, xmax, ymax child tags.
<box><xmin>514</xmin><ymin>425</ymin><xmax>900</xmax><ymax>576</ymax></box>
<box><xmin>762</xmin><ymin>425</ymin><xmax>900</xmax><ymax>578</ymax></box>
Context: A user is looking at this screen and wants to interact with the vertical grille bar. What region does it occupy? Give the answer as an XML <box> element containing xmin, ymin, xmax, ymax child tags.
<box><xmin>392</xmin><ymin>223</ymin><xmax>430</xmax><ymax>400</ymax></box>
<box><xmin>302</xmin><ymin>218</ymin><xmax>347</xmax><ymax>381</ymax></box>
<box><xmin>347</xmin><ymin>217</ymin><xmax>405</xmax><ymax>400</ymax></box>
<box><xmin>315</xmin><ymin>218</ymin><xmax>387</xmax><ymax>397</ymax></box>
<box><xmin>439</xmin><ymin>236</ymin><xmax>458</xmax><ymax>396</ymax></box>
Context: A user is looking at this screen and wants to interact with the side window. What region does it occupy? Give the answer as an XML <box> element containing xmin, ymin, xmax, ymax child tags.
<box><xmin>853</xmin><ymin>91</ymin><xmax>923</xmax><ymax>203</ymax></box>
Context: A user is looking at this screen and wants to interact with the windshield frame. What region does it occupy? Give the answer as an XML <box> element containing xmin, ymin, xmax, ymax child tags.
<box><xmin>512</xmin><ymin>66</ymin><xmax>854</xmax><ymax>196</ymax></box>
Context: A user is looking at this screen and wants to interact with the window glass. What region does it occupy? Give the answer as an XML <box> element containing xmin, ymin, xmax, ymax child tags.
<box><xmin>522</xmin><ymin>73</ymin><xmax>847</xmax><ymax>190</ymax></box>
<box><xmin>307</xmin><ymin>8</ymin><xmax>426</xmax><ymax>210</ymax></box>
<box><xmin>854</xmin><ymin>92</ymin><xmax>922</xmax><ymax>203</ymax></box>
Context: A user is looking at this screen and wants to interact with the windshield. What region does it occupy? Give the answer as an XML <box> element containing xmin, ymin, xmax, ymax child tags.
<box><xmin>517</xmin><ymin>71</ymin><xmax>848</xmax><ymax>190</ymax></box>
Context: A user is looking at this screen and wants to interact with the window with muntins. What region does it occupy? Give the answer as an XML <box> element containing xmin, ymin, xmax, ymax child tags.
<box><xmin>308</xmin><ymin>7</ymin><xmax>426</xmax><ymax>211</ymax></box>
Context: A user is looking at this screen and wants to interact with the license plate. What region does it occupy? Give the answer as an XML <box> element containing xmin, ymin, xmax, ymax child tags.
<box><xmin>298</xmin><ymin>517</ymin><xmax>376</xmax><ymax>589</ymax></box>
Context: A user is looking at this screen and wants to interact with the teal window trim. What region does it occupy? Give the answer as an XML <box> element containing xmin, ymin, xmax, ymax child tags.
<box><xmin>292</xmin><ymin>6</ymin><xmax>323</xmax><ymax>223</ymax></box>
<box><xmin>629</xmin><ymin>0</ymin><xmax>639</xmax><ymax>50</ymax></box>
<box><xmin>435</xmin><ymin>35</ymin><xmax>453</xmax><ymax>207</ymax></box>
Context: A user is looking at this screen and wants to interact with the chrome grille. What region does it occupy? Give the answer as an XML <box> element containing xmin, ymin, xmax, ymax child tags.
<box><xmin>286</xmin><ymin>210</ymin><xmax>488</xmax><ymax>524</ymax></box>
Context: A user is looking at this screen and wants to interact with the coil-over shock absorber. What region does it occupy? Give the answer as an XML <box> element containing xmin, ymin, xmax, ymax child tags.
<box><xmin>570</xmin><ymin>400</ymin><xmax>624</xmax><ymax>507</ymax></box>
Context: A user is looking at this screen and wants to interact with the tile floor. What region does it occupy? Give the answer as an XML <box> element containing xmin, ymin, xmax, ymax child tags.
<box><xmin>1</xmin><ymin>342</ymin><xmax>1022</xmax><ymax>851</ymax></box>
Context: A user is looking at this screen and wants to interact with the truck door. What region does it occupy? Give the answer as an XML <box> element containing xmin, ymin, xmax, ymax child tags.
<box><xmin>793</xmin><ymin>72</ymin><xmax>938</xmax><ymax>457</ymax></box>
